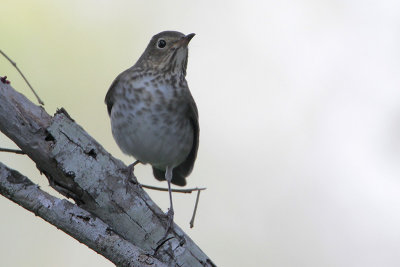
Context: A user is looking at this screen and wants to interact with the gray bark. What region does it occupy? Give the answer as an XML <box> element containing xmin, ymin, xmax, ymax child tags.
<box><xmin>0</xmin><ymin>162</ymin><xmax>166</xmax><ymax>267</ymax></box>
<box><xmin>0</xmin><ymin>81</ymin><xmax>214</xmax><ymax>267</ymax></box>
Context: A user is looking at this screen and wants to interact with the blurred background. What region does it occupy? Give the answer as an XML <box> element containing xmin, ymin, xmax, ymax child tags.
<box><xmin>1</xmin><ymin>0</ymin><xmax>400</xmax><ymax>266</ymax></box>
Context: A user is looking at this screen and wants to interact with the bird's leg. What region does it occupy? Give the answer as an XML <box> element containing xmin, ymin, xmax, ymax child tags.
<box><xmin>165</xmin><ymin>166</ymin><xmax>174</xmax><ymax>232</ymax></box>
<box><xmin>155</xmin><ymin>166</ymin><xmax>175</xmax><ymax>245</ymax></box>
<box><xmin>126</xmin><ymin>160</ymin><xmax>140</xmax><ymax>184</ymax></box>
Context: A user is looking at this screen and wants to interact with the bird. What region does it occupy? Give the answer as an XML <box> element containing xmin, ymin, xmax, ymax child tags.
<box><xmin>105</xmin><ymin>31</ymin><xmax>199</xmax><ymax>229</ymax></box>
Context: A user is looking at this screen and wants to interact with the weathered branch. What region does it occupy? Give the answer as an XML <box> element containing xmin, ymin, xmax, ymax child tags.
<box><xmin>0</xmin><ymin>162</ymin><xmax>166</xmax><ymax>267</ymax></box>
<box><xmin>0</xmin><ymin>79</ymin><xmax>214</xmax><ymax>266</ymax></box>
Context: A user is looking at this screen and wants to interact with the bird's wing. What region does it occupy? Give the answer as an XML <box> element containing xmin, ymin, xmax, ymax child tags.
<box><xmin>105</xmin><ymin>74</ymin><xmax>122</xmax><ymax>116</ymax></box>
<box><xmin>153</xmin><ymin>90</ymin><xmax>199</xmax><ymax>186</ymax></box>
<box><xmin>176</xmin><ymin>91</ymin><xmax>200</xmax><ymax>178</ymax></box>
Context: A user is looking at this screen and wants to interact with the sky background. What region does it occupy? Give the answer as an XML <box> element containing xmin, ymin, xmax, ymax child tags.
<box><xmin>1</xmin><ymin>0</ymin><xmax>400</xmax><ymax>266</ymax></box>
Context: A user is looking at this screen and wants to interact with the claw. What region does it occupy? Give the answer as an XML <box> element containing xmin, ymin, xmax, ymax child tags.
<box><xmin>165</xmin><ymin>208</ymin><xmax>174</xmax><ymax>233</ymax></box>
<box><xmin>124</xmin><ymin>160</ymin><xmax>141</xmax><ymax>194</ymax></box>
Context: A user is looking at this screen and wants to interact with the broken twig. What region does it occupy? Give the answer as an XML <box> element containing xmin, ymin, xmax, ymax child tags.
<box><xmin>0</xmin><ymin>49</ymin><xmax>44</xmax><ymax>105</ymax></box>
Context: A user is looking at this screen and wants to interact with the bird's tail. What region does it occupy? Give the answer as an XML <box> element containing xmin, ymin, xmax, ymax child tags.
<box><xmin>152</xmin><ymin>167</ymin><xmax>187</xmax><ymax>186</ymax></box>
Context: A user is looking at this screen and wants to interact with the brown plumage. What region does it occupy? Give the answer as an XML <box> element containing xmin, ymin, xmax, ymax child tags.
<box><xmin>105</xmin><ymin>31</ymin><xmax>199</xmax><ymax>227</ymax></box>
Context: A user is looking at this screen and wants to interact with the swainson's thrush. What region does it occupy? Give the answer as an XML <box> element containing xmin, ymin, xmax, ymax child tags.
<box><xmin>105</xmin><ymin>31</ymin><xmax>199</xmax><ymax>228</ymax></box>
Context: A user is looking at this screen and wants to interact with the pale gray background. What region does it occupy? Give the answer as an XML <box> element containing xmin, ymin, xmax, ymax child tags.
<box><xmin>1</xmin><ymin>0</ymin><xmax>400</xmax><ymax>266</ymax></box>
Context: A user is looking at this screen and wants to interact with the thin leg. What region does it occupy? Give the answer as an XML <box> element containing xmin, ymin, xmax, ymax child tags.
<box><xmin>126</xmin><ymin>160</ymin><xmax>140</xmax><ymax>184</ymax></box>
<box><xmin>165</xmin><ymin>166</ymin><xmax>174</xmax><ymax>232</ymax></box>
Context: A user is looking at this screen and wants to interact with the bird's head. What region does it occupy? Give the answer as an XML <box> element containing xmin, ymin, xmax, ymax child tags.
<box><xmin>136</xmin><ymin>31</ymin><xmax>195</xmax><ymax>76</ymax></box>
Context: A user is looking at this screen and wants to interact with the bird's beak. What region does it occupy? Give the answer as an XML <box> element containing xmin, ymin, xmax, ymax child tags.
<box><xmin>179</xmin><ymin>33</ymin><xmax>196</xmax><ymax>46</ymax></box>
<box><xmin>185</xmin><ymin>33</ymin><xmax>196</xmax><ymax>42</ymax></box>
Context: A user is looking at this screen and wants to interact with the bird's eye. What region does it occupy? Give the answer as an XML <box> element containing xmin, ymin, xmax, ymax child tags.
<box><xmin>157</xmin><ymin>39</ymin><xmax>167</xmax><ymax>48</ymax></box>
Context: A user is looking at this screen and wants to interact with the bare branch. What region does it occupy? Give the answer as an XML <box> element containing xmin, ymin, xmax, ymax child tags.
<box><xmin>0</xmin><ymin>147</ymin><xmax>25</xmax><ymax>154</ymax></box>
<box><xmin>0</xmin><ymin>50</ymin><xmax>44</xmax><ymax>105</ymax></box>
<box><xmin>190</xmin><ymin>190</ymin><xmax>202</xmax><ymax>228</ymax></box>
<box><xmin>0</xmin><ymin>162</ymin><xmax>166</xmax><ymax>267</ymax></box>
<box><xmin>141</xmin><ymin>183</ymin><xmax>206</xmax><ymax>193</ymax></box>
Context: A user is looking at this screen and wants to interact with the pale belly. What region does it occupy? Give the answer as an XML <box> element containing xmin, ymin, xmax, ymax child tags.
<box><xmin>110</xmin><ymin>101</ymin><xmax>193</xmax><ymax>169</ymax></box>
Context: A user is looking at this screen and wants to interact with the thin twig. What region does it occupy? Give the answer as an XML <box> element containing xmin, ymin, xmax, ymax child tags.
<box><xmin>141</xmin><ymin>184</ymin><xmax>206</xmax><ymax>194</ymax></box>
<box><xmin>0</xmin><ymin>49</ymin><xmax>44</xmax><ymax>105</ymax></box>
<box><xmin>0</xmin><ymin>148</ymin><xmax>25</xmax><ymax>155</ymax></box>
<box><xmin>189</xmin><ymin>190</ymin><xmax>201</xmax><ymax>228</ymax></box>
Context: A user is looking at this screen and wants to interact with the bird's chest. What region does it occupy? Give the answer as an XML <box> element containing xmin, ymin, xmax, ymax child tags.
<box><xmin>119</xmin><ymin>76</ymin><xmax>187</xmax><ymax>122</ymax></box>
<box><xmin>110</xmin><ymin>76</ymin><xmax>192</xmax><ymax>166</ymax></box>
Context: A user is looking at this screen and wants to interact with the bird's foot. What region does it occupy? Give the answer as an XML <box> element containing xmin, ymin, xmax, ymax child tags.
<box><xmin>125</xmin><ymin>160</ymin><xmax>140</xmax><ymax>185</ymax></box>
<box><xmin>126</xmin><ymin>166</ymin><xmax>137</xmax><ymax>185</ymax></box>
<box><xmin>165</xmin><ymin>208</ymin><xmax>174</xmax><ymax>233</ymax></box>
<box><xmin>156</xmin><ymin>208</ymin><xmax>175</xmax><ymax>247</ymax></box>
<box><xmin>123</xmin><ymin>161</ymin><xmax>141</xmax><ymax>194</ymax></box>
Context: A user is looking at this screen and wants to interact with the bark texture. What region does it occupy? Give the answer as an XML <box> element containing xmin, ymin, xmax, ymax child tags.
<box><xmin>0</xmin><ymin>80</ymin><xmax>214</xmax><ymax>267</ymax></box>
<box><xmin>0</xmin><ymin>162</ymin><xmax>166</xmax><ymax>267</ymax></box>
